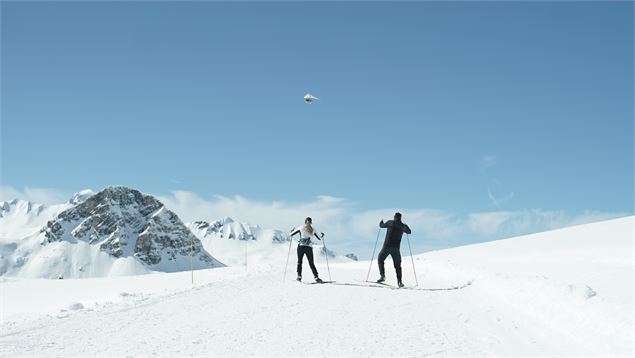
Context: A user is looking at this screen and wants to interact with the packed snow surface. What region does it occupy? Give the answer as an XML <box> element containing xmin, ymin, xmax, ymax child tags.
<box><xmin>1</xmin><ymin>216</ymin><xmax>633</xmax><ymax>356</ymax></box>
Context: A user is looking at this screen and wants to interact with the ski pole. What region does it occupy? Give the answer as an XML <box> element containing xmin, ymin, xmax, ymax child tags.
<box><xmin>283</xmin><ymin>235</ymin><xmax>293</xmax><ymax>282</ymax></box>
<box><xmin>244</xmin><ymin>238</ymin><xmax>248</xmax><ymax>273</ymax></box>
<box><xmin>365</xmin><ymin>228</ymin><xmax>382</xmax><ymax>282</ymax></box>
<box><xmin>322</xmin><ymin>235</ymin><xmax>332</xmax><ymax>281</ymax></box>
<box><xmin>406</xmin><ymin>233</ymin><xmax>419</xmax><ymax>286</ymax></box>
<box><xmin>190</xmin><ymin>235</ymin><xmax>194</xmax><ymax>285</ymax></box>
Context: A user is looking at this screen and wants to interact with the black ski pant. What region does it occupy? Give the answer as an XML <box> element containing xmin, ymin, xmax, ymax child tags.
<box><xmin>378</xmin><ymin>246</ymin><xmax>402</xmax><ymax>282</ymax></box>
<box><xmin>297</xmin><ymin>245</ymin><xmax>319</xmax><ymax>278</ymax></box>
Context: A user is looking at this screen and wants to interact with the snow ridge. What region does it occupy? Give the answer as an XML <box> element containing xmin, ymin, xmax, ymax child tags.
<box><xmin>188</xmin><ymin>217</ymin><xmax>288</xmax><ymax>243</ymax></box>
<box><xmin>0</xmin><ymin>199</ymin><xmax>71</xmax><ymax>242</ymax></box>
<box><xmin>68</xmin><ymin>189</ymin><xmax>96</xmax><ymax>205</ymax></box>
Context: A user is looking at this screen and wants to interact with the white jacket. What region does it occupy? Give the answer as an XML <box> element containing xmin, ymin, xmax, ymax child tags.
<box><xmin>290</xmin><ymin>225</ymin><xmax>322</xmax><ymax>247</ymax></box>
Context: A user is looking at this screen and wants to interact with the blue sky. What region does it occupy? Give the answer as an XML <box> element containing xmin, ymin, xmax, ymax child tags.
<box><xmin>1</xmin><ymin>2</ymin><xmax>632</xmax><ymax>253</ymax></box>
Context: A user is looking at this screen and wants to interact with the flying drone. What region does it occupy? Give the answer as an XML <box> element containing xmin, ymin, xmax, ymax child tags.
<box><xmin>304</xmin><ymin>93</ymin><xmax>319</xmax><ymax>104</ymax></box>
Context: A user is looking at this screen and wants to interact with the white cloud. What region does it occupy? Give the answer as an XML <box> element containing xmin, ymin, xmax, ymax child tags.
<box><xmin>399</xmin><ymin>209</ymin><xmax>464</xmax><ymax>241</ymax></box>
<box><xmin>481</xmin><ymin>156</ymin><xmax>515</xmax><ymax>207</ymax></box>
<box><xmin>487</xmin><ymin>188</ymin><xmax>515</xmax><ymax>207</ymax></box>
<box><xmin>567</xmin><ymin>210</ymin><xmax>629</xmax><ymax>227</ymax></box>
<box><xmin>480</xmin><ymin>155</ymin><xmax>497</xmax><ymax>172</ymax></box>
<box><xmin>0</xmin><ymin>185</ymin><xmax>68</xmax><ymax>205</ymax></box>
<box><xmin>468</xmin><ymin>211</ymin><xmax>513</xmax><ymax>237</ymax></box>
<box><xmin>155</xmin><ymin>191</ymin><xmax>350</xmax><ymax>235</ymax></box>
<box><xmin>466</xmin><ymin>209</ymin><xmax>630</xmax><ymax>241</ymax></box>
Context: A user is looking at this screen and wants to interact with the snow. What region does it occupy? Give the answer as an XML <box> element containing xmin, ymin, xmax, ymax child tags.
<box><xmin>68</xmin><ymin>189</ymin><xmax>95</xmax><ymax>205</ymax></box>
<box><xmin>1</xmin><ymin>216</ymin><xmax>632</xmax><ymax>356</ymax></box>
<box><xmin>0</xmin><ymin>200</ymin><xmax>71</xmax><ymax>243</ymax></box>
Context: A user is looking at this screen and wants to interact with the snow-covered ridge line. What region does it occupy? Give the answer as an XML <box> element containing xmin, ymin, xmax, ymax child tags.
<box><xmin>188</xmin><ymin>216</ymin><xmax>288</xmax><ymax>243</ymax></box>
<box><xmin>68</xmin><ymin>189</ymin><xmax>96</xmax><ymax>205</ymax></box>
<box><xmin>0</xmin><ymin>199</ymin><xmax>72</xmax><ymax>242</ymax></box>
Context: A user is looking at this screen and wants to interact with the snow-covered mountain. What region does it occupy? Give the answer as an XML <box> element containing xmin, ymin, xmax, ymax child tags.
<box><xmin>188</xmin><ymin>217</ymin><xmax>288</xmax><ymax>243</ymax></box>
<box><xmin>188</xmin><ymin>217</ymin><xmax>292</xmax><ymax>269</ymax></box>
<box><xmin>1</xmin><ymin>187</ymin><xmax>356</xmax><ymax>278</ymax></box>
<box><xmin>0</xmin><ymin>199</ymin><xmax>71</xmax><ymax>241</ymax></box>
<box><xmin>1</xmin><ymin>187</ymin><xmax>223</xmax><ymax>278</ymax></box>
<box><xmin>0</xmin><ymin>199</ymin><xmax>73</xmax><ymax>277</ymax></box>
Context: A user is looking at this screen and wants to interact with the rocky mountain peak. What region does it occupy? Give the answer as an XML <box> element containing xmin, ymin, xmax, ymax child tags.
<box><xmin>41</xmin><ymin>186</ymin><xmax>222</xmax><ymax>270</ymax></box>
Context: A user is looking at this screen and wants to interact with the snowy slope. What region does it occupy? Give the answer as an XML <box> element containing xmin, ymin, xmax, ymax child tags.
<box><xmin>0</xmin><ymin>199</ymin><xmax>72</xmax><ymax>276</ymax></box>
<box><xmin>0</xmin><ymin>199</ymin><xmax>71</xmax><ymax>243</ymax></box>
<box><xmin>1</xmin><ymin>187</ymin><xmax>223</xmax><ymax>278</ymax></box>
<box><xmin>0</xmin><ymin>189</ymin><xmax>95</xmax><ymax>242</ymax></box>
<box><xmin>1</xmin><ymin>216</ymin><xmax>632</xmax><ymax>356</ymax></box>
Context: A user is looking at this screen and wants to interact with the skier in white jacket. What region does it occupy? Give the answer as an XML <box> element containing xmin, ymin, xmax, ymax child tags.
<box><xmin>290</xmin><ymin>217</ymin><xmax>324</xmax><ymax>283</ymax></box>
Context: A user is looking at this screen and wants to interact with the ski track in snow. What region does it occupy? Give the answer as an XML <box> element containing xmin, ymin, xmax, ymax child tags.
<box><xmin>2</xmin><ymin>273</ymin><xmax>477</xmax><ymax>356</ymax></box>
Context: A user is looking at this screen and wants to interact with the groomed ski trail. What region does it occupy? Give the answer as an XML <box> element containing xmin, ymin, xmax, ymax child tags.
<box><xmin>0</xmin><ymin>271</ymin><xmax>603</xmax><ymax>357</ymax></box>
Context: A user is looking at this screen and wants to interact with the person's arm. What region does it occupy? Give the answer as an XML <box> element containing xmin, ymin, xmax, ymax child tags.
<box><xmin>313</xmin><ymin>232</ymin><xmax>324</xmax><ymax>241</ymax></box>
<box><xmin>290</xmin><ymin>227</ymin><xmax>301</xmax><ymax>237</ymax></box>
<box><xmin>380</xmin><ymin>220</ymin><xmax>391</xmax><ymax>228</ymax></box>
<box><xmin>403</xmin><ymin>224</ymin><xmax>412</xmax><ymax>234</ymax></box>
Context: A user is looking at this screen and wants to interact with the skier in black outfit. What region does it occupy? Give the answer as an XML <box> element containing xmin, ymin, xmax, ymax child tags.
<box><xmin>290</xmin><ymin>217</ymin><xmax>324</xmax><ymax>283</ymax></box>
<box><xmin>377</xmin><ymin>212</ymin><xmax>412</xmax><ymax>287</ymax></box>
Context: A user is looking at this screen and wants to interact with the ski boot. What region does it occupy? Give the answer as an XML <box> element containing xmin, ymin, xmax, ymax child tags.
<box><xmin>398</xmin><ymin>281</ymin><xmax>405</xmax><ymax>288</ymax></box>
<box><xmin>296</xmin><ymin>275</ymin><xmax>302</xmax><ymax>282</ymax></box>
<box><xmin>376</xmin><ymin>275</ymin><xmax>385</xmax><ymax>283</ymax></box>
<box><xmin>314</xmin><ymin>277</ymin><xmax>323</xmax><ymax>283</ymax></box>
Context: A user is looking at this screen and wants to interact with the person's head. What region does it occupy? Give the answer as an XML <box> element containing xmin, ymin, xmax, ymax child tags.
<box><xmin>394</xmin><ymin>212</ymin><xmax>402</xmax><ymax>221</ymax></box>
<box><xmin>304</xmin><ymin>217</ymin><xmax>314</xmax><ymax>234</ymax></box>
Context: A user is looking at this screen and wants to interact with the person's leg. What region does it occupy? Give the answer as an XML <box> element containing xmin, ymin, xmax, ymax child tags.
<box><xmin>377</xmin><ymin>247</ymin><xmax>389</xmax><ymax>279</ymax></box>
<box><xmin>306</xmin><ymin>247</ymin><xmax>319</xmax><ymax>278</ymax></box>
<box><xmin>296</xmin><ymin>245</ymin><xmax>305</xmax><ymax>277</ymax></box>
<box><xmin>390</xmin><ymin>248</ymin><xmax>402</xmax><ymax>283</ymax></box>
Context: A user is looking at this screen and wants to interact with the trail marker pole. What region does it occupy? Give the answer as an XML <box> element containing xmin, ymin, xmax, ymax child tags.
<box><xmin>190</xmin><ymin>237</ymin><xmax>194</xmax><ymax>285</ymax></box>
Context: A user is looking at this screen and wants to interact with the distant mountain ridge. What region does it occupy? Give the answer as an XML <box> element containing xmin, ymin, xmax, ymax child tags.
<box><xmin>0</xmin><ymin>186</ymin><xmax>355</xmax><ymax>278</ymax></box>
<box><xmin>188</xmin><ymin>217</ymin><xmax>351</xmax><ymax>265</ymax></box>
<box><xmin>188</xmin><ymin>217</ymin><xmax>288</xmax><ymax>243</ymax></box>
<box><xmin>0</xmin><ymin>199</ymin><xmax>71</xmax><ymax>242</ymax></box>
